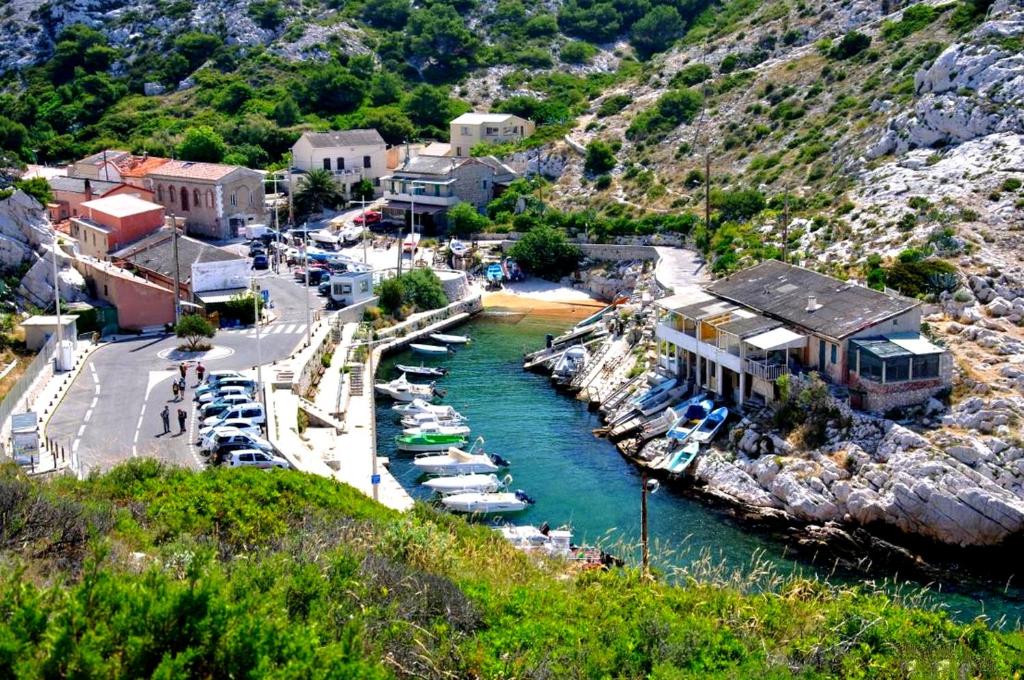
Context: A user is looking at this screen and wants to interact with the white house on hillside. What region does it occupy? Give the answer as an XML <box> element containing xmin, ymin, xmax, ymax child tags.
<box><xmin>290</xmin><ymin>129</ymin><xmax>387</xmax><ymax>199</ymax></box>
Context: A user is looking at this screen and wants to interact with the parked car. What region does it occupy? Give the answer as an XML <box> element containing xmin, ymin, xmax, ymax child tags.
<box><xmin>352</xmin><ymin>210</ymin><xmax>382</xmax><ymax>226</ymax></box>
<box><xmin>203</xmin><ymin>403</ymin><xmax>266</xmax><ymax>428</ymax></box>
<box><xmin>205</xmin><ymin>370</ymin><xmax>246</xmax><ymax>384</ymax></box>
<box><xmin>196</xmin><ymin>385</ymin><xmax>253</xmax><ymax>404</ymax></box>
<box><xmin>228</xmin><ymin>450</ymin><xmax>290</xmax><ymax>469</ymax></box>
<box><xmin>248</xmin><ymin>242</ymin><xmax>266</xmax><ymax>255</ymax></box>
<box><xmin>197</xmin><ymin>417</ymin><xmax>262</xmax><ymax>440</ymax></box>
<box><xmin>293</xmin><ymin>266</ymin><xmax>327</xmax><ymax>283</ymax></box>
<box><xmin>201</xmin><ymin>429</ymin><xmax>273</xmax><ymax>454</ymax></box>
<box><xmin>317</xmin><ymin>280</ymin><xmax>331</xmax><ymax>297</ymax></box>
<box><xmin>199</xmin><ymin>394</ymin><xmax>253</xmax><ymax>418</ymax></box>
<box><xmin>252</xmin><ymin>254</ymin><xmax>270</xmax><ymax>270</ymax></box>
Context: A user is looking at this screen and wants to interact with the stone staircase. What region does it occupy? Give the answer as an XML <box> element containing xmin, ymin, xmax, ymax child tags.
<box><xmin>349</xmin><ymin>364</ymin><xmax>365</xmax><ymax>396</ymax></box>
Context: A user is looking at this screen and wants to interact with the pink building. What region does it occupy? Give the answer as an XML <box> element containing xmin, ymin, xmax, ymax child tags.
<box><xmin>70</xmin><ymin>194</ymin><xmax>166</xmax><ymax>259</ymax></box>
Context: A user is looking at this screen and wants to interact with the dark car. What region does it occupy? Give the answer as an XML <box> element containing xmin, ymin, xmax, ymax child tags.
<box><xmin>212</xmin><ymin>441</ymin><xmax>258</xmax><ymax>465</ymax></box>
<box><xmin>307</xmin><ymin>268</ymin><xmax>329</xmax><ymax>285</ymax></box>
<box><xmin>252</xmin><ymin>254</ymin><xmax>269</xmax><ymax>270</ymax></box>
<box><xmin>317</xmin><ymin>280</ymin><xmax>331</xmax><ymax>296</ymax></box>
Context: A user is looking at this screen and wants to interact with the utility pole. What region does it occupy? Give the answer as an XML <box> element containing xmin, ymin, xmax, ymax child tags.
<box><xmin>359</xmin><ymin>197</ymin><xmax>369</xmax><ymax>265</ymax></box>
<box><xmin>253</xmin><ymin>279</ymin><xmax>263</xmax><ymax>389</ymax></box>
<box><xmin>704</xmin><ymin>151</ymin><xmax>711</xmax><ymax>236</ymax></box>
<box><xmin>641</xmin><ymin>471</ymin><xmax>650</xmax><ymax>578</ymax></box>
<box><xmin>171</xmin><ymin>211</ymin><xmax>181</xmax><ymax>324</ymax></box>
<box><xmin>781</xmin><ymin>192</ymin><xmax>790</xmax><ymax>264</ymax></box>
<box><xmin>51</xmin><ymin>229</ymin><xmax>63</xmax><ymax>363</ymax></box>
<box><xmin>303</xmin><ymin>227</ymin><xmax>311</xmax><ymax>348</ymax></box>
<box><xmin>287</xmin><ymin>151</ymin><xmax>295</xmax><ymax>227</ymax></box>
<box><xmin>368</xmin><ymin>331</ymin><xmax>379</xmax><ymax>502</ymax></box>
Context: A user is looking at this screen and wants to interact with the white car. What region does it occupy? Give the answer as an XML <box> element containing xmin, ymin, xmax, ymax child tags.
<box><xmin>205</xmin><ymin>370</ymin><xmax>246</xmax><ymax>384</ymax></box>
<box><xmin>199</xmin><ymin>394</ymin><xmax>253</xmax><ymax>418</ymax></box>
<box><xmin>228</xmin><ymin>450</ymin><xmax>290</xmax><ymax>469</ymax></box>
<box><xmin>200</xmin><ymin>428</ymin><xmax>273</xmax><ymax>454</ymax></box>
<box><xmin>197</xmin><ymin>417</ymin><xmax>262</xmax><ymax>440</ymax></box>
<box><xmin>203</xmin><ymin>403</ymin><xmax>266</xmax><ymax>428</ymax></box>
<box><xmin>196</xmin><ymin>385</ymin><xmax>253</xmax><ymax>404</ymax></box>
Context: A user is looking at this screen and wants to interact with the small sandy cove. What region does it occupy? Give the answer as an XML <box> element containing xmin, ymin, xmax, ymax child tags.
<box><xmin>481</xmin><ymin>280</ymin><xmax>607</xmax><ymax>321</ymax></box>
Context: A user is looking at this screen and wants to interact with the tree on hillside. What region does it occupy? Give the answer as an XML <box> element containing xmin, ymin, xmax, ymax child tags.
<box><xmin>830</xmin><ymin>31</ymin><xmax>871</xmax><ymax>59</ymax></box>
<box><xmin>175</xmin><ymin>315</ymin><xmax>216</xmax><ymax>351</ymax></box>
<box><xmin>403</xmin><ymin>84</ymin><xmax>452</xmax><ymax>129</ymax></box>
<box><xmin>303</xmin><ymin>66</ymin><xmax>364</xmax><ymax>115</ymax></box>
<box><xmin>631</xmin><ymin>6</ymin><xmax>684</xmax><ymax>57</ymax></box>
<box><xmin>370</xmin><ymin>72</ymin><xmax>404</xmax><ymax>106</ymax></box>
<box><xmin>508</xmin><ymin>225</ymin><xmax>581</xmax><ymax>281</ymax></box>
<box><xmin>360</xmin><ymin>107</ymin><xmax>416</xmax><ymax>146</ymax></box>
<box><xmin>294</xmin><ymin>169</ymin><xmax>344</xmax><ymax>216</ymax></box>
<box><xmin>178</xmin><ymin>126</ymin><xmax>226</xmax><ymax>163</ymax></box>
<box><xmin>447</xmin><ymin>202</ymin><xmax>489</xmax><ymax>237</ymax></box>
<box><xmin>584</xmin><ymin>141</ymin><xmax>616</xmax><ymax>175</ymax></box>
<box><xmin>363</xmin><ymin>0</ymin><xmax>411</xmax><ymax>29</ymax></box>
<box><xmin>15</xmin><ymin>177</ymin><xmax>53</xmax><ymax>206</ymax></box>
<box><xmin>271</xmin><ymin>95</ymin><xmax>301</xmax><ymax>126</ymax></box>
<box><xmin>173</xmin><ymin>32</ymin><xmax>223</xmax><ymax>70</ymax></box>
<box><xmin>405</xmin><ymin>6</ymin><xmax>479</xmax><ymax>79</ymax></box>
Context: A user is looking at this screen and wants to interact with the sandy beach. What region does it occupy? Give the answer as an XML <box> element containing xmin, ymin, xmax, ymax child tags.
<box><xmin>481</xmin><ymin>280</ymin><xmax>607</xmax><ymax>320</ymax></box>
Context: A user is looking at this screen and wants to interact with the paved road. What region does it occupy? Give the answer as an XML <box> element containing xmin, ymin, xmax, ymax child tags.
<box><xmin>654</xmin><ymin>246</ymin><xmax>707</xmax><ymax>294</ymax></box>
<box><xmin>46</xmin><ymin>265</ymin><xmax>328</xmax><ymax>475</ymax></box>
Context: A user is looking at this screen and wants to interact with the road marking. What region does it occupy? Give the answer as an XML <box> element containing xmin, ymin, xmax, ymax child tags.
<box><xmin>83</xmin><ymin>409</ymin><xmax>92</xmax><ymax>423</ymax></box>
<box><xmin>90</xmin><ymin>396</ymin><xmax>98</xmax><ymax>408</ymax></box>
<box><xmin>72</xmin><ymin>439</ymin><xmax>80</xmax><ymax>453</ymax></box>
<box><xmin>77</xmin><ymin>424</ymin><xmax>86</xmax><ymax>437</ymax></box>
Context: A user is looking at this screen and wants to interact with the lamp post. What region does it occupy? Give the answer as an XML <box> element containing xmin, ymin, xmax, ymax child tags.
<box><xmin>252</xmin><ymin>279</ymin><xmax>263</xmax><ymax>389</ymax></box>
<box><xmin>641</xmin><ymin>473</ymin><xmax>659</xmax><ymax>578</ymax></box>
<box><xmin>51</xmin><ymin>228</ymin><xmax>63</xmax><ymax>362</ymax></box>
<box><xmin>170</xmin><ymin>211</ymin><xmax>180</xmax><ymax>325</ymax></box>
<box><xmin>303</xmin><ymin>226</ymin><xmax>311</xmax><ymax>347</ymax></box>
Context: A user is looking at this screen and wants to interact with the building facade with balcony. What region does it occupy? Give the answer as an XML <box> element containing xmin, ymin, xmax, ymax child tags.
<box><xmin>380</xmin><ymin>156</ymin><xmax>510</xmax><ymax>232</ymax></box>
<box><xmin>655</xmin><ymin>261</ymin><xmax>952</xmax><ymax>412</ymax></box>
<box><xmin>290</xmin><ymin>129</ymin><xmax>387</xmax><ymax>199</ymax></box>
<box><xmin>449</xmin><ymin>113</ymin><xmax>535</xmax><ymax>156</ymax></box>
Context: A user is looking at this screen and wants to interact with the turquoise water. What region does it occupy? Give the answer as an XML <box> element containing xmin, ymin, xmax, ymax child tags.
<box><xmin>376</xmin><ymin>310</ymin><xmax>1023</xmax><ymax>627</ymax></box>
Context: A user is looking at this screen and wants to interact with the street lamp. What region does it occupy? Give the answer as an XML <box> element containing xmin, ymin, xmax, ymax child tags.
<box><xmin>641</xmin><ymin>473</ymin><xmax>659</xmax><ymax>578</ymax></box>
<box><xmin>252</xmin><ymin>279</ymin><xmax>263</xmax><ymax>390</ymax></box>
<box><xmin>303</xmin><ymin>226</ymin><xmax>311</xmax><ymax>347</ymax></box>
<box><xmin>398</xmin><ymin>181</ymin><xmax>425</xmax><ymax>276</ymax></box>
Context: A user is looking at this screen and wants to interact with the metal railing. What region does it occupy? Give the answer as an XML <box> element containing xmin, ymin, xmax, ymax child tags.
<box><xmin>0</xmin><ymin>336</ymin><xmax>58</xmax><ymax>440</ymax></box>
<box><xmin>745</xmin><ymin>359</ymin><xmax>789</xmax><ymax>382</ymax></box>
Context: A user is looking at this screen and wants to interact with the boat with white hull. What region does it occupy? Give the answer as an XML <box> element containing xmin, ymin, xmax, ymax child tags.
<box><xmin>441</xmin><ymin>490</ymin><xmax>534</xmax><ymax>514</ymax></box>
<box><xmin>375</xmin><ymin>374</ymin><xmax>435</xmax><ymax>402</ymax></box>
<box><xmin>396</xmin><ymin>364</ymin><xmax>447</xmax><ymax>378</ymax></box>
<box><xmin>402</xmin><ymin>423</ymin><xmax>471</xmax><ymax>437</ymax></box>
<box><xmin>393</xmin><ymin>399</ymin><xmax>458</xmax><ymax>417</ymax></box>
<box><xmin>400</xmin><ymin>411</ymin><xmax>466</xmax><ymax>428</ymax></box>
<box><xmin>422</xmin><ymin>473</ymin><xmax>511</xmax><ymax>496</ymax></box>
<box><xmin>411</xmin><ymin>343</ymin><xmax>453</xmax><ymax>355</ymax></box>
<box><xmin>413</xmin><ymin>446</ymin><xmax>510</xmax><ymax>476</ymax></box>
<box><xmin>430</xmin><ymin>333</ymin><xmax>471</xmax><ymax>345</ymax></box>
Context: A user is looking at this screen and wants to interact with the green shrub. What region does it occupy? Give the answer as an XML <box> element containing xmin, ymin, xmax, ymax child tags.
<box><xmin>830</xmin><ymin>31</ymin><xmax>871</xmax><ymax>59</ymax></box>
<box><xmin>885</xmin><ymin>258</ymin><xmax>958</xmax><ymax>297</ymax></box>
<box><xmin>596</xmin><ymin>94</ymin><xmax>631</xmax><ymax>117</ymax></box>
<box><xmin>560</xmin><ymin>40</ymin><xmax>597</xmax><ymax>64</ymax></box>
<box><xmin>881</xmin><ymin>4</ymin><xmax>938</xmax><ymax>41</ymax></box>
<box><xmin>508</xmin><ymin>225</ymin><xmax>581</xmax><ymax>280</ymax></box>
<box><xmin>1001</xmin><ymin>177</ymin><xmax>1022</xmax><ymax>192</ymax></box>
<box><xmin>584</xmin><ymin>140</ymin><xmax>616</xmax><ymax>174</ymax></box>
<box><xmin>595</xmin><ymin>174</ymin><xmax>612</xmax><ymax>190</ymax></box>
<box><xmin>671</xmin><ymin>63</ymin><xmax>713</xmax><ymax>87</ymax></box>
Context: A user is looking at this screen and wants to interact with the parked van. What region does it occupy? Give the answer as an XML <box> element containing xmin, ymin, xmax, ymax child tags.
<box><xmin>203</xmin><ymin>403</ymin><xmax>266</xmax><ymax>428</ymax></box>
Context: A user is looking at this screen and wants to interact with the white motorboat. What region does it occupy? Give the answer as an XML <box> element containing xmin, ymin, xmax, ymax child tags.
<box><xmin>498</xmin><ymin>525</ymin><xmax>573</xmax><ymax>556</ymax></box>
<box><xmin>429</xmin><ymin>333</ymin><xmax>471</xmax><ymax>345</ymax></box>
<box><xmin>411</xmin><ymin>343</ymin><xmax>453</xmax><ymax>355</ymax></box>
<box><xmin>396</xmin><ymin>363</ymin><xmax>447</xmax><ymax>378</ymax></box>
<box><xmin>375</xmin><ymin>374</ymin><xmax>435</xmax><ymax>402</ymax></box>
<box><xmin>402</xmin><ymin>422</ymin><xmax>471</xmax><ymax>437</ymax></box>
<box><xmin>413</xmin><ymin>446</ymin><xmax>510</xmax><ymax>476</ymax></box>
<box><xmin>449</xmin><ymin>240</ymin><xmax>470</xmax><ymax>257</ymax></box>
<box><xmin>689</xmin><ymin>406</ymin><xmax>729</xmax><ymax>444</ymax></box>
<box><xmin>441</xmin><ymin>490</ymin><xmax>535</xmax><ymax>514</ymax></box>
<box><xmin>422</xmin><ymin>473</ymin><xmax>510</xmax><ymax>495</ymax></box>
<box><xmin>630</xmin><ymin>377</ymin><xmax>678</xmax><ymax>409</ymax></box>
<box><xmin>393</xmin><ymin>398</ymin><xmax>446</xmax><ymax>414</ymax></box>
<box><xmin>551</xmin><ymin>345</ymin><xmax>587</xmax><ymax>385</ymax></box>
<box><xmin>400</xmin><ymin>410</ymin><xmax>466</xmax><ymax>428</ymax></box>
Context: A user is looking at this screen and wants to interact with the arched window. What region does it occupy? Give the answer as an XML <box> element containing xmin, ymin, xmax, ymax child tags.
<box><xmin>157</xmin><ymin>185</ymin><xmax>164</xmax><ymax>201</ymax></box>
<box><xmin>230</xmin><ymin>192</ymin><xmax>237</xmax><ymax>207</ymax></box>
<box><xmin>193</xmin><ymin>189</ymin><xmax>201</xmax><ymax>208</ymax></box>
<box><xmin>168</xmin><ymin>185</ymin><xmax>175</xmax><ymax>203</ymax></box>
<box><xmin>205</xmin><ymin>190</ymin><xmax>214</xmax><ymax>208</ymax></box>
<box><xmin>180</xmin><ymin>187</ymin><xmax>189</xmax><ymax>211</ymax></box>
<box><xmin>235</xmin><ymin>186</ymin><xmax>250</xmax><ymax>208</ymax></box>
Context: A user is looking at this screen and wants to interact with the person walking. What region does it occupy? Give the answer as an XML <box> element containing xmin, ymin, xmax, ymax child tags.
<box><xmin>196</xmin><ymin>363</ymin><xmax>206</xmax><ymax>383</ymax></box>
<box><xmin>178</xmin><ymin>376</ymin><xmax>187</xmax><ymax>395</ymax></box>
<box><xmin>179</xmin><ymin>362</ymin><xmax>188</xmax><ymax>380</ymax></box>
<box><xmin>177</xmin><ymin>408</ymin><xmax>187</xmax><ymax>434</ymax></box>
<box><xmin>160</xmin><ymin>405</ymin><xmax>170</xmax><ymax>434</ymax></box>
<box><xmin>172</xmin><ymin>381</ymin><xmax>180</xmax><ymax>401</ymax></box>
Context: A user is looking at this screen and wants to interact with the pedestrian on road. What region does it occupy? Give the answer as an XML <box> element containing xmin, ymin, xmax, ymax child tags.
<box><xmin>177</xmin><ymin>408</ymin><xmax>187</xmax><ymax>434</ymax></box>
<box><xmin>178</xmin><ymin>376</ymin><xmax>187</xmax><ymax>394</ymax></box>
<box><xmin>172</xmin><ymin>381</ymin><xmax>180</xmax><ymax>401</ymax></box>
<box><xmin>179</xmin><ymin>362</ymin><xmax>188</xmax><ymax>380</ymax></box>
<box><xmin>160</xmin><ymin>405</ymin><xmax>170</xmax><ymax>434</ymax></box>
<box><xmin>196</xmin><ymin>363</ymin><xmax>205</xmax><ymax>383</ymax></box>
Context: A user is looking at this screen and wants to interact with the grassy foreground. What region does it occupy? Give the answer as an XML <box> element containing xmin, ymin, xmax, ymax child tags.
<box><xmin>0</xmin><ymin>461</ymin><xmax>1021</xmax><ymax>678</ymax></box>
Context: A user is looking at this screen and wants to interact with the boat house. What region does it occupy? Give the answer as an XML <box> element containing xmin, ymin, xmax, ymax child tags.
<box><xmin>654</xmin><ymin>260</ymin><xmax>952</xmax><ymax>412</ymax></box>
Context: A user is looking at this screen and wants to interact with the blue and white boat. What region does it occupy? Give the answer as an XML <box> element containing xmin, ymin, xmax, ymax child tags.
<box><xmin>690</xmin><ymin>406</ymin><xmax>729</xmax><ymax>444</ymax></box>
<box><xmin>486</xmin><ymin>263</ymin><xmax>504</xmax><ymax>283</ymax></box>
<box><xmin>630</xmin><ymin>378</ymin><xmax>678</xmax><ymax>410</ymax></box>
<box><xmin>661</xmin><ymin>440</ymin><xmax>701</xmax><ymax>474</ymax></box>
<box><xmin>666</xmin><ymin>399</ymin><xmax>714</xmax><ymax>444</ymax></box>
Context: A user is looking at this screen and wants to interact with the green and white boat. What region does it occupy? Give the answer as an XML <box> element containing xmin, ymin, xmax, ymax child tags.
<box><xmin>395</xmin><ymin>432</ymin><xmax>469</xmax><ymax>453</ymax></box>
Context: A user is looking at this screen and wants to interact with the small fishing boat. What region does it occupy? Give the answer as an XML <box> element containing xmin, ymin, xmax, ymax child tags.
<box><xmin>441</xmin><ymin>490</ymin><xmax>535</xmax><ymax>514</ymax></box>
<box><xmin>449</xmin><ymin>240</ymin><xmax>470</xmax><ymax>257</ymax></box>
<box><xmin>504</xmin><ymin>258</ymin><xmax>524</xmax><ymax>281</ymax></box>
<box><xmin>411</xmin><ymin>343</ymin><xmax>453</xmax><ymax>355</ymax></box>
<box><xmin>486</xmin><ymin>263</ymin><xmax>504</xmax><ymax>286</ymax></box>
<box><xmin>498</xmin><ymin>524</ymin><xmax>573</xmax><ymax>556</ymax></box>
<box><xmin>395</xmin><ymin>432</ymin><xmax>468</xmax><ymax>452</ymax></box>
<box><xmin>552</xmin><ymin>345</ymin><xmax>587</xmax><ymax>385</ymax></box>
<box><xmin>413</xmin><ymin>444</ymin><xmax>510</xmax><ymax>476</ymax></box>
<box><xmin>666</xmin><ymin>399</ymin><xmax>714</xmax><ymax>444</ymax></box>
<box><xmin>393</xmin><ymin>399</ymin><xmax>459</xmax><ymax>417</ymax></box>
<box><xmin>401</xmin><ymin>411</ymin><xmax>466</xmax><ymax>428</ymax></box>
<box><xmin>659</xmin><ymin>440</ymin><xmax>701</xmax><ymax>474</ymax></box>
<box><xmin>396</xmin><ymin>363</ymin><xmax>447</xmax><ymax>378</ymax></box>
<box><xmin>689</xmin><ymin>406</ymin><xmax>729</xmax><ymax>444</ymax></box>
<box><xmin>429</xmin><ymin>333</ymin><xmax>471</xmax><ymax>345</ymax></box>
<box><xmin>402</xmin><ymin>422</ymin><xmax>471</xmax><ymax>437</ymax></box>
<box><xmin>375</xmin><ymin>374</ymin><xmax>435</xmax><ymax>402</ymax></box>
<box><xmin>422</xmin><ymin>473</ymin><xmax>510</xmax><ymax>496</ymax></box>
<box><xmin>631</xmin><ymin>377</ymin><xmax>678</xmax><ymax>411</ymax></box>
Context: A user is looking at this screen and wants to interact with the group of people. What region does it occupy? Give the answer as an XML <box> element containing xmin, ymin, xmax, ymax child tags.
<box><xmin>160</xmin><ymin>362</ymin><xmax>206</xmax><ymax>436</ymax></box>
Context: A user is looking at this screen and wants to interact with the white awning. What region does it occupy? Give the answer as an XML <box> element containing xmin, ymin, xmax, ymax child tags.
<box><xmin>885</xmin><ymin>333</ymin><xmax>944</xmax><ymax>355</ymax></box>
<box><xmin>746</xmin><ymin>327</ymin><xmax>806</xmax><ymax>351</ymax></box>
<box><xmin>196</xmin><ymin>288</ymin><xmax>249</xmax><ymax>304</ymax></box>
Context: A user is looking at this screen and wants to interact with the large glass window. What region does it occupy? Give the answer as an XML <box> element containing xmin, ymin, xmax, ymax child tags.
<box><xmin>914</xmin><ymin>354</ymin><xmax>940</xmax><ymax>378</ymax></box>
<box><xmin>885</xmin><ymin>356</ymin><xmax>910</xmax><ymax>382</ymax></box>
<box><xmin>859</xmin><ymin>350</ymin><xmax>882</xmax><ymax>381</ymax></box>
<box><xmin>830</xmin><ymin>344</ymin><xmax>837</xmax><ymax>364</ymax></box>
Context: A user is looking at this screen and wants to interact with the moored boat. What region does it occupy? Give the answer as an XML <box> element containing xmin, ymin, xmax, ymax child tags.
<box><xmin>413</xmin><ymin>446</ymin><xmax>510</xmax><ymax>476</ymax></box>
<box><xmin>396</xmin><ymin>363</ymin><xmax>447</xmax><ymax>377</ymax></box>
<box><xmin>402</xmin><ymin>422</ymin><xmax>471</xmax><ymax>437</ymax></box>
<box><xmin>422</xmin><ymin>473</ymin><xmax>510</xmax><ymax>495</ymax></box>
<box><xmin>660</xmin><ymin>440</ymin><xmax>701</xmax><ymax>474</ymax></box>
<box><xmin>392</xmin><ymin>398</ymin><xmax>454</xmax><ymax>416</ymax></box>
<box><xmin>665</xmin><ymin>399</ymin><xmax>714</xmax><ymax>444</ymax></box>
<box><xmin>552</xmin><ymin>345</ymin><xmax>587</xmax><ymax>385</ymax></box>
<box><xmin>375</xmin><ymin>374</ymin><xmax>435</xmax><ymax>402</ymax></box>
<box><xmin>689</xmin><ymin>406</ymin><xmax>729</xmax><ymax>444</ymax></box>
<box><xmin>400</xmin><ymin>410</ymin><xmax>466</xmax><ymax>428</ymax></box>
<box><xmin>395</xmin><ymin>432</ymin><xmax>468</xmax><ymax>452</ymax></box>
<box><xmin>441</xmin><ymin>490</ymin><xmax>535</xmax><ymax>514</ymax></box>
<box><xmin>429</xmin><ymin>333</ymin><xmax>471</xmax><ymax>344</ymax></box>
<box><xmin>411</xmin><ymin>343</ymin><xmax>454</xmax><ymax>355</ymax></box>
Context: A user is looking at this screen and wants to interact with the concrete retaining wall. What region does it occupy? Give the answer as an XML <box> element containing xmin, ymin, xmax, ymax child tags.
<box><xmin>496</xmin><ymin>240</ymin><xmax>658</xmax><ymax>262</ymax></box>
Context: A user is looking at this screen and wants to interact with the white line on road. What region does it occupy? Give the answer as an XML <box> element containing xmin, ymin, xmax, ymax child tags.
<box><xmin>72</xmin><ymin>439</ymin><xmax>80</xmax><ymax>453</ymax></box>
<box><xmin>90</xmin><ymin>396</ymin><xmax>98</xmax><ymax>409</ymax></box>
<box><xmin>83</xmin><ymin>409</ymin><xmax>92</xmax><ymax>423</ymax></box>
<box><xmin>77</xmin><ymin>424</ymin><xmax>86</xmax><ymax>437</ymax></box>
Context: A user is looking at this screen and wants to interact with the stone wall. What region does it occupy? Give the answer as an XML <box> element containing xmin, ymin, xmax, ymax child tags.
<box><xmin>495</xmin><ymin>240</ymin><xmax>658</xmax><ymax>262</ymax></box>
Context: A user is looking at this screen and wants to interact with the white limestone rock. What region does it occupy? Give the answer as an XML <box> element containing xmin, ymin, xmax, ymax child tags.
<box><xmin>693</xmin><ymin>455</ymin><xmax>783</xmax><ymax>509</ymax></box>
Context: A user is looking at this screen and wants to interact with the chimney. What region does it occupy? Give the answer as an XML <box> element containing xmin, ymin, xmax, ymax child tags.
<box><xmin>84</xmin><ymin>179</ymin><xmax>92</xmax><ymax>202</ymax></box>
<box><xmin>806</xmin><ymin>295</ymin><xmax>820</xmax><ymax>312</ymax></box>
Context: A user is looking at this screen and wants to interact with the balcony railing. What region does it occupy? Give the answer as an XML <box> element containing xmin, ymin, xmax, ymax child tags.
<box><xmin>745</xmin><ymin>359</ymin><xmax>789</xmax><ymax>381</ymax></box>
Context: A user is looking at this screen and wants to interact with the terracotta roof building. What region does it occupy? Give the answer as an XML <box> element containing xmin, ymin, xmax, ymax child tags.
<box><xmin>146</xmin><ymin>161</ymin><xmax>266</xmax><ymax>240</ymax></box>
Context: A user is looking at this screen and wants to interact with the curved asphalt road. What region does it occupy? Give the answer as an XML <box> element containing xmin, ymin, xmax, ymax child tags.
<box><xmin>46</xmin><ymin>268</ymin><xmax>327</xmax><ymax>475</ymax></box>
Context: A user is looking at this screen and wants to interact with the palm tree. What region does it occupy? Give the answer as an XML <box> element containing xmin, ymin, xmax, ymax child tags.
<box><xmin>294</xmin><ymin>168</ymin><xmax>344</xmax><ymax>217</ymax></box>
